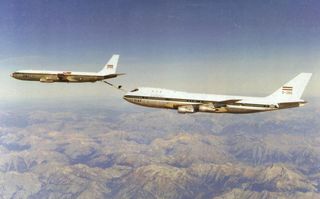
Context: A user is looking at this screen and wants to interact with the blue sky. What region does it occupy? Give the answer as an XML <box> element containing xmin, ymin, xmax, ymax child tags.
<box><xmin>0</xmin><ymin>0</ymin><xmax>319</xmax><ymax>102</ymax></box>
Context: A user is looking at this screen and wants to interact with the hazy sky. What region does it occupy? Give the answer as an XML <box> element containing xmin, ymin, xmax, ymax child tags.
<box><xmin>0</xmin><ymin>0</ymin><xmax>320</xmax><ymax>102</ymax></box>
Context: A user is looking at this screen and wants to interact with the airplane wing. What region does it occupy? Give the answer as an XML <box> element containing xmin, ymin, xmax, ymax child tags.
<box><xmin>215</xmin><ymin>99</ymin><xmax>241</xmax><ymax>104</ymax></box>
<box><xmin>201</xmin><ymin>99</ymin><xmax>241</xmax><ymax>106</ymax></box>
<box><xmin>57</xmin><ymin>72</ymin><xmax>70</xmax><ymax>81</ymax></box>
<box><xmin>178</xmin><ymin>99</ymin><xmax>241</xmax><ymax>113</ymax></box>
<box><xmin>195</xmin><ymin>99</ymin><xmax>241</xmax><ymax>110</ymax></box>
<box><xmin>57</xmin><ymin>72</ymin><xmax>79</xmax><ymax>82</ymax></box>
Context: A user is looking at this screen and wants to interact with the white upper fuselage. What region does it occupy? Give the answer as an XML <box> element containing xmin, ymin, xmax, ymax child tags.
<box><xmin>123</xmin><ymin>87</ymin><xmax>305</xmax><ymax>114</ymax></box>
<box><xmin>13</xmin><ymin>70</ymin><xmax>104</xmax><ymax>76</ymax></box>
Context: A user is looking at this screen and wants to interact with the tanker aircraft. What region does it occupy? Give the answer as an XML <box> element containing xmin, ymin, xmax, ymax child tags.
<box><xmin>11</xmin><ymin>54</ymin><xmax>123</xmax><ymax>83</ymax></box>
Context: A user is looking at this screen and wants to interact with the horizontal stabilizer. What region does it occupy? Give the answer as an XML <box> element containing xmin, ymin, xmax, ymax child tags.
<box><xmin>104</xmin><ymin>73</ymin><xmax>125</xmax><ymax>77</ymax></box>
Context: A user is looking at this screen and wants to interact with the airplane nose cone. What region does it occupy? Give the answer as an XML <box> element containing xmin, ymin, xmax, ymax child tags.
<box><xmin>123</xmin><ymin>95</ymin><xmax>132</xmax><ymax>103</ymax></box>
<box><xmin>10</xmin><ymin>73</ymin><xmax>14</xmax><ymax>77</ymax></box>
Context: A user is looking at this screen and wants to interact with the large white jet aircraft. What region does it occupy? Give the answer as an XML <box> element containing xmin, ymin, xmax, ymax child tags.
<box><xmin>11</xmin><ymin>54</ymin><xmax>123</xmax><ymax>83</ymax></box>
<box><xmin>123</xmin><ymin>73</ymin><xmax>312</xmax><ymax>114</ymax></box>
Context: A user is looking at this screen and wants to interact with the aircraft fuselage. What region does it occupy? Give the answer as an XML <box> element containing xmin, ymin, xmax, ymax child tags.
<box><xmin>11</xmin><ymin>70</ymin><xmax>117</xmax><ymax>83</ymax></box>
<box><xmin>123</xmin><ymin>87</ymin><xmax>305</xmax><ymax>114</ymax></box>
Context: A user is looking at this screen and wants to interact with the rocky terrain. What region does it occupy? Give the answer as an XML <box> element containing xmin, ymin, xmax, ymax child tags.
<box><xmin>0</xmin><ymin>100</ymin><xmax>319</xmax><ymax>199</ymax></box>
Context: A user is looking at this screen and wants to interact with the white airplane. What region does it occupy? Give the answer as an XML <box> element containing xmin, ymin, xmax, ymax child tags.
<box><xmin>123</xmin><ymin>73</ymin><xmax>312</xmax><ymax>114</ymax></box>
<box><xmin>11</xmin><ymin>54</ymin><xmax>123</xmax><ymax>83</ymax></box>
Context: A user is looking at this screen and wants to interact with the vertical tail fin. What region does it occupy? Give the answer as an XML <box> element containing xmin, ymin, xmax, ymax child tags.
<box><xmin>98</xmin><ymin>54</ymin><xmax>120</xmax><ymax>75</ymax></box>
<box><xmin>267</xmin><ymin>73</ymin><xmax>312</xmax><ymax>100</ymax></box>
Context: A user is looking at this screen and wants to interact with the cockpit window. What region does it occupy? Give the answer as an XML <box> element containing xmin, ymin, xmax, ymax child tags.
<box><xmin>130</xmin><ymin>88</ymin><xmax>139</xmax><ymax>92</ymax></box>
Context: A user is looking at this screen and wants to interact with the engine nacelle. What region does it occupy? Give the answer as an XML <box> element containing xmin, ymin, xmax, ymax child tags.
<box><xmin>177</xmin><ymin>105</ymin><xmax>195</xmax><ymax>113</ymax></box>
<box><xmin>40</xmin><ymin>78</ymin><xmax>54</xmax><ymax>83</ymax></box>
<box><xmin>269</xmin><ymin>104</ymin><xmax>279</xmax><ymax>109</ymax></box>
<box><xmin>198</xmin><ymin>104</ymin><xmax>217</xmax><ymax>112</ymax></box>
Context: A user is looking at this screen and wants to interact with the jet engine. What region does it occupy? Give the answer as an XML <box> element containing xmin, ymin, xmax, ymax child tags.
<box><xmin>177</xmin><ymin>105</ymin><xmax>195</xmax><ymax>113</ymax></box>
<box><xmin>198</xmin><ymin>104</ymin><xmax>217</xmax><ymax>112</ymax></box>
<box><xmin>269</xmin><ymin>104</ymin><xmax>279</xmax><ymax>109</ymax></box>
<box><xmin>40</xmin><ymin>78</ymin><xmax>54</xmax><ymax>83</ymax></box>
